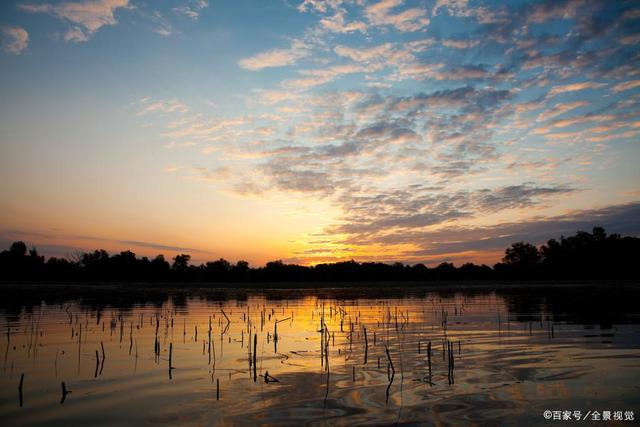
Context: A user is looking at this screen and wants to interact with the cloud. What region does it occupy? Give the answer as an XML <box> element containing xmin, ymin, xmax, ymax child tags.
<box><xmin>547</xmin><ymin>81</ymin><xmax>607</xmax><ymax>96</ymax></box>
<box><xmin>137</xmin><ymin>98</ymin><xmax>189</xmax><ymax>116</ymax></box>
<box><xmin>116</xmin><ymin>240</ymin><xmax>200</xmax><ymax>253</ymax></box>
<box><xmin>64</xmin><ymin>26</ymin><xmax>90</xmax><ymax>42</ymax></box>
<box><xmin>612</xmin><ymin>80</ymin><xmax>640</xmax><ymax>93</ymax></box>
<box><xmin>1</xmin><ymin>25</ymin><xmax>29</xmax><ymax>54</ymax></box>
<box><xmin>0</xmin><ymin>228</ymin><xmax>205</xmax><ymax>259</ymax></box>
<box><xmin>239</xmin><ymin>40</ymin><xmax>309</xmax><ymax>71</ymax></box>
<box><xmin>173</xmin><ymin>0</ymin><xmax>208</xmax><ymax>20</ymax></box>
<box><xmin>319</xmin><ymin>8</ymin><xmax>367</xmax><ymax>33</ymax></box>
<box><xmin>442</xmin><ymin>39</ymin><xmax>480</xmax><ymax>49</ymax></box>
<box><xmin>326</xmin><ymin>183</ymin><xmax>575</xmax><ymax>236</ymax></box>
<box><xmin>587</xmin><ymin>129</ymin><xmax>640</xmax><ymax>142</ymax></box>
<box><xmin>297</xmin><ymin>0</ymin><xmax>344</xmax><ymax>14</ymax></box>
<box><xmin>474</xmin><ymin>185</ymin><xmax>576</xmax><ymax>212</ymax></box>
<box><xmin>364</xmin><ymin>0</ymin><xmax>429</xmax><ymax>32</ymax></box>
<box><xmin>333</xmin><ymin>40</ymin><xmax>443</xmax><ymax>81</ymax></box>
<box><xmin>386</xmin><ymin>86</ymin><xmax>511</xmax><ymax>114</ymax></box>
<box><xmin>149</xmin><ymin>11</ymin><xmax>173</xmax><ymax>36</ymax></box>
<box><xmin>282</xmin><ymin>63</ymin><xmax>369</xmax><ymax>89</ymax></box>
<box><xmin>536</xmin><ymin>101</ymin><xmax>589</xmax><ymax>122</ymax></box>
<box><xmin>433</xmin><ymin>0</ymin><xmax>502</xmax><ymax>24</ymax></box>
<box><xmin>190</xmin><ymin>166</ymin><xmax>231</xmax><ymax>182</ymax></box>
<box><xmin>389</xmin><ymin>60</ymin><xmax>510</xmax><ymax>82</ymax></box>
<box><xmin>252</xmin><ymin>89</ymin><xmax>302</xmax><ymax>106</ymax></box>
<box><xmin>334</xmin><ymin>43</ymin><xmax>395</xmax><ymax>62</ymax></box>
<box><xmin>18</xmin><ymin>0</ymin><xmax>130</xmax><ymax>42</ymax></box>
<box><xmin>433</xmin><ymin>0</ymin><xmax>468</xmax><ymax>15</ymax></box>
<box><xmin>372</xmin><ymin>202</ymin><xmax>640</xmax><ymax>262</ymax></box>
<box><xmin>549</xmin><ymin>113</ymin><xmax>614</xmax><ymax>130</ymax></box>
<box><xmin>131</xmin><ymin>0</ymin><xmax>640</xmax><ymax>265</ymax></box>
<box><xmin>619</xmin><ymin>33</ymin><xmax>640</xmax><ymax>45</ymax></box>
<box><xmin>526</xmin><ymin>0</ymin><xmax>585</xmax><ymax>24</ymax></box>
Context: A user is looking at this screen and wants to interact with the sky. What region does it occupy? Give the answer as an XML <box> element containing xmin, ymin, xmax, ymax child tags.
<box><xmin>0</xmin><ymin>0</ymin><xmax>639</xmax><ymax>267</ymax></box>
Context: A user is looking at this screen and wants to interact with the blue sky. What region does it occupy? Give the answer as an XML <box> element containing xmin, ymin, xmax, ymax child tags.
<box><xmin>1</xmin><ymin>0</ymin><xmax>639</xmax><ymax>266</ymax></box>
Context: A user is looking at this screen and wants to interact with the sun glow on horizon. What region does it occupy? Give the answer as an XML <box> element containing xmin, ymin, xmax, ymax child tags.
<box><xmin>1</xmin><ymin>0</ymin><xmax>639</xmax><ymax>267</ymax></box>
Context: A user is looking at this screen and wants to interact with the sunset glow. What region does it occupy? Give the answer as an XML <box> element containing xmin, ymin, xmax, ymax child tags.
<box><xmin>1</xmin><ymin>0</ymin><xmax>639</xmax><ymax>266</ymax></box>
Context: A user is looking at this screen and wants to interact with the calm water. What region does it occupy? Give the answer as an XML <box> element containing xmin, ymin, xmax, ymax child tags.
<box><xmin>0</xmin><ymin>283</ymin><xmax>639</xmax><ymax>426</ymax></box>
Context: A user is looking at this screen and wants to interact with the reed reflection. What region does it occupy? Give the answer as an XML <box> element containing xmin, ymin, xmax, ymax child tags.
<box><xmin>0</xmin><ymin>284</ymin><xmax>638</xmax><ymax>426</ymax></box>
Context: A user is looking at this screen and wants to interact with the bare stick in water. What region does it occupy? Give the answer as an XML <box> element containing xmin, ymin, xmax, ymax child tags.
<box><xmin>221</xmin><ymin>310</ymin><xmax>230</xmax><ymax>324</ymax></box>
<box><xmin>264</xmin><ymin>371</ymin><xmax>279</xmax><ymax>383</ymax></box>
<box><xmin>60</xmin><ymin>381</ymin><xmax>71</xmax><ymax>404</ymax></box>
<box><xmin>384</xmin><ymin>344</ymin><xmax>396</xmax><ymax>403</ymax></box>
<box><xmin>253</xmin><ymin>333</ymin><xmax>257</xmax><ymax>382</ymax></box>
<box><xmin>18</xmin><ymin>373</ymin><xmax>24</xmax><ymax>407</ymax></box>
<box><xmin>427</xmin><ymin>341</ymin><xmax>432</xmax><ymax>386</ymax></box>
<box><xmin>169</xmin><ymin>343</ymin><xmax>174</xmax><ymax>379</ymax></box>
<box><xmin>100</xmin><ymin>342</ymin><xmax>106</xmax><ymax>375</ymax></box>
<box><xmin>363</xmin><ymin>326</ymin><xmax>368</xmax><ymax>365</ymax></box>
<box><xmin>385</xmin><ymin>345</ymin><xmax>395</xmax><ymax>374</ymax></box>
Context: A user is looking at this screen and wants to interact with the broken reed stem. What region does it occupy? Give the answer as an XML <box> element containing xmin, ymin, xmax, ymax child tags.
<box><xmin>216</xmin><ymin>378</ymin><xmax>220</xmax><ymax>400</ymax></box>
<box><xmin>18</xmin><ymin>373</ymin><xmax>24</xmax><ymax>407</ymax></box>
<box><xmin>385</xmin><ymin>345</ymin><xmax>395</xmax><ymax>374</ymax></box>
<box><xmin>363</xmin><ymin>326</ymin><xmax>368</xmax><ymax>365</ymax></box>
<box><xmin>384</xmin><ymin>344</ymin><xmax>395</xmax><ymax>404</ymax></box>
<box><xmin>221</xmin><ymin>309</ymin><xmax>230</xmax><ymax>324</ymax></box>
<box><xmin>60</xmin><ymin>381</ymin><xmax>70</xmax><ymax>404</ymax></box>
<box><xmin>100</xmin><ymin>341</ymin><xmax>106</xmax><ymax>375</ymax></box>
<box><xmin>169</xmin><ymin>343</ymin><xmax>174</xmax><ymax>380</ymax></box>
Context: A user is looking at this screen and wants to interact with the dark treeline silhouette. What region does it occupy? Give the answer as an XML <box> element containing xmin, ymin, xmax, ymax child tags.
<box><xmin>0</xmin><ymin>227</ymin><xmax>638</xmax><ymax>283</ymax></box>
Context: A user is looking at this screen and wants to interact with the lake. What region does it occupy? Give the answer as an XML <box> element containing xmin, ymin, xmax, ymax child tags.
<box><xmin>0</xmin><ymin>283</ymin><xmax>638</xmax><ymax>426</ymax></box>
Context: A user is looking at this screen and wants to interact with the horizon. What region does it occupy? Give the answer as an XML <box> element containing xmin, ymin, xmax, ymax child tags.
<box><xmin>1</xmin><ymin>0</ymin><xmax>640</xmax><ymax>267</ymax></box>
<box><xmin>1</xmin><ymin>225</ymin><xmax>636</xmax><ymax>270</ymax></box>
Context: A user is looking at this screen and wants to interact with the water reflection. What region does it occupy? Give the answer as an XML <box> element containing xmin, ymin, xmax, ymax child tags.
<box><xmin>0</xmin><ymin>283</ymin><xmax>638</xmax><ymax>426</ymax></box>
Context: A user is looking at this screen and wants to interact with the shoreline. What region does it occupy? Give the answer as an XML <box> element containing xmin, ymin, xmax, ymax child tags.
<box><xmin>0</xmin><ymin>279</ymin><xmax>638</xmax><ymax>291</ymax></box>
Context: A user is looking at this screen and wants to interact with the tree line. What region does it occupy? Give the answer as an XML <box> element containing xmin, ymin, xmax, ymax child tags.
<box><xmin>0</xmin><ymin>227</ymin><xmax>637</xmax><ymax>282</ymax></box>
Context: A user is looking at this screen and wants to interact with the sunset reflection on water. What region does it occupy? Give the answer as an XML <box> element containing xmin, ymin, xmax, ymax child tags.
<box><xmin>0</xmin><ymin>284</ymin><xmax>638</xmax><ymax>426</ymax></box>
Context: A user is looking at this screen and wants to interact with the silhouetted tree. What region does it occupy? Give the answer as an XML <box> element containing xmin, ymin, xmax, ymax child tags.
<box><xmin>503</xmin><ymin>242</ymin><xmax>540</xmax><ymax>266</ymax></box>
<box><xmin>0</xmin><ymin>227</ymin><xmax>637</xmax><ymax>283</ymax></box>
<box><xmin>205</xmin><ymin>258</ymin><xmax>231</xmax><ymax>281</ymax></box>
<box><xmin>9</xmin><ymin>241</ymin><xmax>27</xmax><ymax>257</ymax></box>
<box><xmin>433</xmin><ymin>262</ymin><xmax>457</xmax><ymax>280</ymax></box>
<box><xmin>150</xmin><ymin>255</ymin><xmax>170</xmax><ymax>280</ymax></box>
<box><xmin>231</xmin><ymin>260</ymin><xmax>250</xmax><ymax>281</ymax></box>
<box><xmin>539</xmin><ymin>227</ymin><xmax>639</xmax><ymax>279</ymax></box>
<box><xmin>458</xmin><ymin>263</ymin><xmax>493</xmax><ymax>280</ymax></box>
<box><xmin>172</xmin><ymin>254</ymin><xmax>191</xmax><ymax>272</ymax></box>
